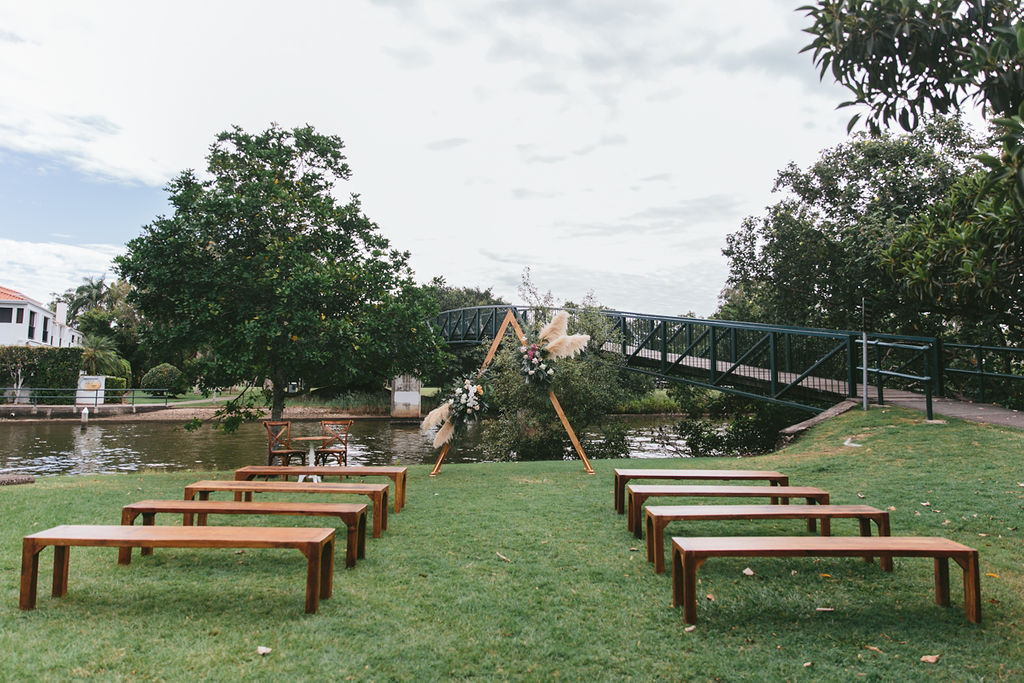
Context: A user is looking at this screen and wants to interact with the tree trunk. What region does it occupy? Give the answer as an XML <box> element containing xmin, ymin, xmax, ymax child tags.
<box><xmin>270</xmin><ymin>372</ymin><xmax>287</xmax><ymax>420</ymax></box>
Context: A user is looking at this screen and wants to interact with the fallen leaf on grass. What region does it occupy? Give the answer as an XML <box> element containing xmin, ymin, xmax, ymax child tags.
<box><xmin>742</xmin><ymin>567</ymin><xmax>755</xmax><ymax>576</ymax></box>
<box><xmin>920</xmin><ymin>654</ymin><xmax>940</xmax><ymax>664</ymax></box>
<box><xmin>865</xmin><ymin>645</ymin><xmax>884</xmax><ymax>654</ymax></box>
<box><xmin>921</xmin><ymin>502</ymin><xmax>931</xmax><ymax>507</ymax></box>
<box><xmin>857</xmin><ymin>493</ymin><xmax>865</xmax><ymax>498</ymax></box>
<box><xmin>629</xmin><ymin>547</ymin><xmax>639</xmax><ymax>552</ymax></box>
<box><xmin>684</xmin><ymin>625</ymin><xmax>697</xmax><ymax>633</ymax></box>
<box><xmin>804</xmin><ymin>662</ymin><xmax>812</xmax><ymax>668</ymax></box>
<box><xmin>986</xmin><ymin>573</ymin><xmax>999</xmax><ymax>578</ymax></box>
<box><xmin>978</xmin><ymin>533</ymin><xmax>988</xmax><ymax>537</ymax></box>
<box><xmin>815</xmin><ymin>607</ymin><xmax>834</xmax><ymax>612</ymax></box>
<box><xmin>942</xmin><ymin>520</ymin><xmax>951</xmax><ymax>526</ymax></box>
<box><xmin>887</xmin><ymin>506</ymin><xmax>896</xmax><ymax>511</ymax></box>
<box><xmin>819</xmin><ymin>573</ymin><xmax>832</xmax><ymax>578</ymax></box>
<box><xmin>257</xmin><ymin>646</ymin><xmax>272</xmax><ymax>656</ymax></box>
<box><xmin>706</xmin><ymin>594</ymin><xmax>715</xmax><ymax>602</ymax></box>
<box><xmin>496</xmin><ymin>552</ymin><xmax>511</xmax><ymax>563</ymax></box>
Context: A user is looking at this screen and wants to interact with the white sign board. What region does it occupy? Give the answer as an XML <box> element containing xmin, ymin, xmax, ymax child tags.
<box><xmin>76</xmin><ymin>375</ymin><xmax>106</xmax><ymax>406</ymax></box>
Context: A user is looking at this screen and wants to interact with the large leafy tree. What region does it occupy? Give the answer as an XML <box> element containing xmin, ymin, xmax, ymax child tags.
<box><xmin>800</xmin><ymin>1</ymin><xmax>1024</xmax><ymax>334</ymax></box>
<box><xmin>117</xmin><ymin>124</ymin><xmax>445</xmax><ymax>420</ymax></box>
<box><xmin>719</xmin><ymin>116</ymin><xmax>985</xmax><ymax>332</ymax></box>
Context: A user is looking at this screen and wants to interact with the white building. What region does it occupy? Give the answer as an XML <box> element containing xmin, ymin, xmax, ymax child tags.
<box><xmin>0</xmin><ymin>286</ymin><xmax>82</xmax><ymax>348</ymax></box>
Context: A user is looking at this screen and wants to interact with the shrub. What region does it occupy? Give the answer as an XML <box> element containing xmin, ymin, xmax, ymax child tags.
<box><xmin>141</xmin><ymin>363</ymin><xmax>188</xmax><ymax>397</ymax></box>
<box><xmin>104</xmin><ymin>376</ymin><xmax>127</xmax><ymax>404</ymax></box>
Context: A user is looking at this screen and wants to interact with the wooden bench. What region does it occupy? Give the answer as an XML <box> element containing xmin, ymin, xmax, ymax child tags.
<box><xmin>20</xmin><ymin>525</ymin><xmax>335</xmax><ymax>614</ymax></box>
<box><xmin>670</xmin><ymin>536</ymin><xmax>981</xmax><ymax>624</ymax></box>
<box><xmin>614</xmin><ymin>468</ymin><xmax>789</xmax><ymax>514</ymax></box>
<box><xmin>235</xmin><ymin>465</ymin><xmax>408</xmax><ymax>513</ymax></box>
<box><xmin>627</xmin><ymin>485</ymin><xmax>830</xmax><ymax>538</ymax></box>
<box><xmin>120</xmin><ymin>499</ymin><xmax>366</xmax><ymax>568</ymax></box>
<box><xmin>184</xmin><ymin>480</ymin><xmax>389</xmax><ymax>538</ymax></box>
<box><xmin>645</xmin><ymin>504</ymin><xmax>891</xmax><ymax>574</ymax></box>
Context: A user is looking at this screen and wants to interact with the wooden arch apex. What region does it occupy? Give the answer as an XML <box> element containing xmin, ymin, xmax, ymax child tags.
<box><xmin>429</xmin><ymin>308</ymin><xmax>595</xmax><ymax>476</ymax></box>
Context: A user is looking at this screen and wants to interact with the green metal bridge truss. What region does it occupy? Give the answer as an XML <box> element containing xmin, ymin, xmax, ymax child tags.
<box><xmin>434</xmin><ymin>306</ymin><xmax>951</xmax><ymax>415</ymax></box>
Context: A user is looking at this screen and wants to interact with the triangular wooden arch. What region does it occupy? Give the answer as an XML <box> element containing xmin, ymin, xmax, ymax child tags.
<box><xmin>429</xmin><ymin>308</ymin><xmax>595</xmax><ymax>476</ymax></box>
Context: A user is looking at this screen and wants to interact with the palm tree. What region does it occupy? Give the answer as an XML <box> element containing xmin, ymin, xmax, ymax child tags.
<box><xmin>79</xmin><ymin>335</ymin><xmax>122</xmax><ymax>376</ymax></box>
<box><xmin>69</xmin><ymin>276</ymin><xmax>109</xmax><ymax>320</ymax></box>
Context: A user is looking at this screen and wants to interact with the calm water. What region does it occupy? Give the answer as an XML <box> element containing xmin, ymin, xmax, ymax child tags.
<box><xmin>0</xmin><ymin>417</ymin><xmax>688</xmax><ymax>477</ymax></box>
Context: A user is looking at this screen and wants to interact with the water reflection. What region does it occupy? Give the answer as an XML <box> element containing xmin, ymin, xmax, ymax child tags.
<box><xmin>0</xmin><ymin>416</ymin><xmax>687</xmax><ymax>477</ymax></box>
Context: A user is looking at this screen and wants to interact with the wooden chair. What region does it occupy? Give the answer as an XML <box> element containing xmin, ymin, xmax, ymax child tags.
<box><xmin>315</xmin><ymin>420</ymin><xmax>353</xmax><ymax>466</ymax></box>
<box><xmin>263</xmin><ymin>421</ymin><xmax>305</xmax><ymax>466</ymax></box>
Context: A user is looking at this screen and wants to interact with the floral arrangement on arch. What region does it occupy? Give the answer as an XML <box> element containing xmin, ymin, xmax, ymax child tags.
<box><xmin>520</xmin><ymin>310</ymin><xmax>590</xmax><ymax>387</ymax></box>
<box><xmin>420</xmin><ymin>375</ymin><xmax>489</xmax><ymax>448</ymax></box>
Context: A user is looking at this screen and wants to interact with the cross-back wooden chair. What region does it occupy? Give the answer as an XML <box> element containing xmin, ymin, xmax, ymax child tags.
<box><xmin>315</xmin><ymin>420</ymin><xmax>354</xmax><ymax>466</ymax></box>
<box><xmin>263</xmin><ymin>420</ymin><xmax>305</xmax><ymax>466</ymax></box>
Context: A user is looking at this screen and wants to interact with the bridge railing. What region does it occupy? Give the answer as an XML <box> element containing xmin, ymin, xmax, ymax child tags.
<box><xmin>434</xmin><ymin>307</ymin><xmax>946</xmax><ymax>415</ymax></box>
<box><xmin>941</xmin><ymin>343</ymin><xmax>1024</xmax><ymax>407</ymax></box>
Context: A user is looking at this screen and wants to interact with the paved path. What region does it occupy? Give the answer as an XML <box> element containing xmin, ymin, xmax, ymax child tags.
<box><xmin>882</xmin><ymin>392</ymin><xmax>1024</xmax><ymax>430</ymax></box>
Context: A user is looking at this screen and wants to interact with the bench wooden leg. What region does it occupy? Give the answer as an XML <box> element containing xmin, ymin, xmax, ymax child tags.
<box><xmin>303</xmin><ymin>545</ymin><xmax>322</xmax><ymax>614</ymax></box>
<box><xmin>630</xmin><ymin>493</ymin><xmax>646</xmax><ymax>539</ymax></box>
<box><xmin>119</xmin><ymin>509</ymin><xmax>139</xmax><ymax>564</ymax></box>
<box><xmin>19</xmin><ymin>539</ymin><xmax>41</xmax><ymax>610</ymax></box>
<box><xmin>614</xmin><ymin>474</ymin><xmax>624</xmax><ymax>513</ymax></box>
<box><xmin>52</xmin><ymin>545</ymin><xmax>70</xmax><ymax>598</ymax></box>
<box><xmin>344</xmin><ymin>517</ymin><xmax>360</xmax><ymax>568</ymax></box>
<box><xmin>934</xmin><ymin>557</ymin><xmax>951</xmax><ymax>606</ymax></box>
<box><xmin>357</xmin><ymin>512</ymin><xmax>367</xmax><ymax>560</ymax></box>
<box><xmin>671</xmin><ymin>547</ymin><xmax>705</xmax><ymax>624</ymax></box>
<box><xmin>877</xmin><ymin>516</ymin><xmax>893</xmax><ymax>571</ymax></box>
<box><xmin>805</xmin><ymin>499</ymin><xmax>817</xmax><ymax>532</ymax></box>
<box><xmin>321</xmin><ymin>538</ymin><xmax>334</xmax><ymax>599</ymax></box>
<box><xmin>370</xmin><ymin>491</ymin><xmax>388</xmax><ymax>538</ymax></box>
<box><xmin>652</xmin><ymin>519</ymin><xmax>669</xmax><ymax>574</ymax></box>
<box><xmin>954</xmin><ymin>551</ymin><xmax>981</xmax><ymax>623</ymax></box>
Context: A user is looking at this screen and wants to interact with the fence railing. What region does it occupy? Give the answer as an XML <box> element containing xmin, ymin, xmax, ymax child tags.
<box><xmin>1</xmin><ymin>387</ymin><xmax>170</xmax><ymax>408</ymax></box>
<box><xmin>941</xmin><ymin>343</ymin><xmax>1024</xmax><ymax>409</ymax></box>
<box><xmin>434</xmin><ymin>306</ymin><xmax>949</xmax><ymax>415</ymax></box>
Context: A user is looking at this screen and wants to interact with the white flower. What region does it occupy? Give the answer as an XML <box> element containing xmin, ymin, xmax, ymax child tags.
<box><xmin>528</xmin><ymin>370</ymin><xmax>535</xmax><ymax>375</ymax></box>
<box><xmin>532</xmin><ymin>357</ymin><xmax>539</xmax><ymax>364</ymax></box>
<box><xmin>547</xmin><ymin>369</ymin><xmax>554</xmax><ymax>375</ymax></box>
<box><xmin>520</xmin><ymin>346</ymin><xmax>527</xmax><ymax>352</ymax></box>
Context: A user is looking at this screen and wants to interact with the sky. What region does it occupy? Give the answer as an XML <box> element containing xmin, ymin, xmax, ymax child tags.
<box><xmin>0</xmin><ymin>0</ymin><xmax>857</xmax><ymax>316</ymax></box>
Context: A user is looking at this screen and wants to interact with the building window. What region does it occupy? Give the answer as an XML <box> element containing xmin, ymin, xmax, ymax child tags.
<box><xmin>16</xmin><ymin>308</ymin><xmax>23</xmax><ymax>323</ymax></box>
<box><xmin>0</xmin><ymin>307</ymin><xmax>11</xmax><ymax>323</ymax></box>
<box><xmin>28</xmin><ymin>311</ymin><xmax>36</xmax><ymax>339</ymax></box>
<box><xmin>42</xmin><ymin>317</ymin><xmax>49</xmax><ymax>344</ymax></box>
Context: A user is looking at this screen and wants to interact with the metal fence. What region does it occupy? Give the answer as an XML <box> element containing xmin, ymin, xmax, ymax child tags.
<box><xmin>1</xmin><ymin>387</ymin><xmax>170</xmax><ymax>407</ymax></box>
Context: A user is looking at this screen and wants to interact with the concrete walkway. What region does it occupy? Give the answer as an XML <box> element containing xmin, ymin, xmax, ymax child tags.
<box><xmin>882</xmin><ymin>392</ymin><xmax>1024</xmax><ymax>430</ymax></box>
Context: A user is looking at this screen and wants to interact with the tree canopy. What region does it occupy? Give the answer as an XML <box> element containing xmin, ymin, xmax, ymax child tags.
<box><xmin>718</xmin><ymin>116</ymin><xmax>986</xmax><ymax>333</ymax></box>
<box><xmin>117</xmin><ymin>124</ymin><xmax>445</xmax><ymax>420</ymax></box>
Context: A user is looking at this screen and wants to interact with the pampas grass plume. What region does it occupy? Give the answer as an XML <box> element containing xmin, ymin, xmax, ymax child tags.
<box><xmin>421</xmin><ymin>401</ymin><xmax>450</xmax><ymax>430</ymax></box>
<box><xmin>433</xmin><ymin>420</ymin><xmax>455</xmax><ymax>448</ymax></box>
<box><xmin>538</xmin><ymin>310</ymin><xmax>569</xmax><ymax>342</ymax></box>
<box><xmin>544</xmin><ymin>333</ymin><xmax>590</xmax><ymax>359</ymax></box>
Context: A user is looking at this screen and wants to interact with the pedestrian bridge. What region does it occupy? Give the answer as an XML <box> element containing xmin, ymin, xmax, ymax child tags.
<box><xmin>434</xmin><ymin>306</ymin><xmax>1024</xmax><ymax>417</ymax></box>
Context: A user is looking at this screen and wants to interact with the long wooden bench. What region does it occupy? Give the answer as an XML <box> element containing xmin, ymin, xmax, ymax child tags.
<box><xmin>627</xmin><ymin>485</ymin><xmax>830</xmax><ymax>538</ymax></box>
<box><xmin>645</xmin><ymin>504</ymin><xmax>891</xmax><ymax>573</ymax></box>
<box><xmin>235</xmin><ymin>465</ymin><xmax>408</xmax><ymax>512</ymax></box>
<box><xmin>670</xmin><ymin>536</ymin><xmax>981</xmax><ymax>624</ymax></box>
<box><xmin>120</xmin><ymin>499</ymin><xmax>367</xmax><ymax>568</ymax></box>
<box><xmin>614</xmin><ymin>469</ymin><xmax>789</xmax><ymax>514</ymax></box>
<box><xmin>19</xmin><ymin>525</ymin><xmax>335</xmax><ymax>614</ymax></box>
<box><xmin>184</xmin><ymin>480</ymin><xmax>389</xmax><ymax>538</ymax></box>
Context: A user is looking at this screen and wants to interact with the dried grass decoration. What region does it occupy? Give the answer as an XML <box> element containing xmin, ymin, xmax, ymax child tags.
<box><xmin>421</xmin><ymin>376</ymin><xmax>489</xmax><ymax>448</ymax></box>
<box><xmin>520</xmin><ymin>310</ymin><xmax>590</xmax><ymax>387</ymax></box>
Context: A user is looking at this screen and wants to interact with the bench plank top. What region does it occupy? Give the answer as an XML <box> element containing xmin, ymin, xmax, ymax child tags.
<box><xmin>124</xmin><ymin>499</ymin><xmax>367</xmax><ymax>515</ymax></box>
<box><xmin>24</xmin><ymin>524</ymin><xmax>335</xmax><ymax>548</ymax></box>
<box><xmin>646</xmin><ymin>504</ymin><xmax>881</xmax><ymax>518</ymax></box>
<box><xmin>234</xmin><ymin>465</ymin><xmax>408</xmax><ymax>512</ymax></box>
<box><xmin>671</xmin><ymin>535</ymin><xmax>976</xmax><ymax>556</ymax></box>
<box><xmin>629</xmin><ymin>485</ymin><xmax>826</xmax><ymax>496</ymax></box>
<box><xmin>186</xmin><ymin>480</ymin><xmax>388</xmax><ymax>494</ymax></box>
<box><xmin>615</xmin><ymin>468</ymin><xmax>787</xmax><ymax>479</ymax></box>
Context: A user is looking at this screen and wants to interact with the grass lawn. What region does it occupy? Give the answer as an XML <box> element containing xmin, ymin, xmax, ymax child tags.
<box><xmin>2</xmin><ymin>406</ymin><xmax>1023</xmax><ymax>679</ymax></box>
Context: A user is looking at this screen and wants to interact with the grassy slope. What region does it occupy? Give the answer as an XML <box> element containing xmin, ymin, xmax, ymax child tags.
<box><xmin>1</xmin><ymin>406</ymin><xmax>1022</xmax><ymax>680</ymax></box>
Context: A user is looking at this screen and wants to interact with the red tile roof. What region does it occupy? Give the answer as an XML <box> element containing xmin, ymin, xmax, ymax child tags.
<box><xmin>0</xmin><ymin>286</ymin><xmax>30</xmax><ymax>302</ymax></box>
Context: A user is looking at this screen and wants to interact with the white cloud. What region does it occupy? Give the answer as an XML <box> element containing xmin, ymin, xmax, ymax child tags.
<box><xmin>0</xmin><ymin>0</ymin><xmax>859</xmax><ymax>315</ymax></box>
<box><xmin>0</xmin><ymin>239</ymin><xmax>122</xmax><ymax>304</ymax></box>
